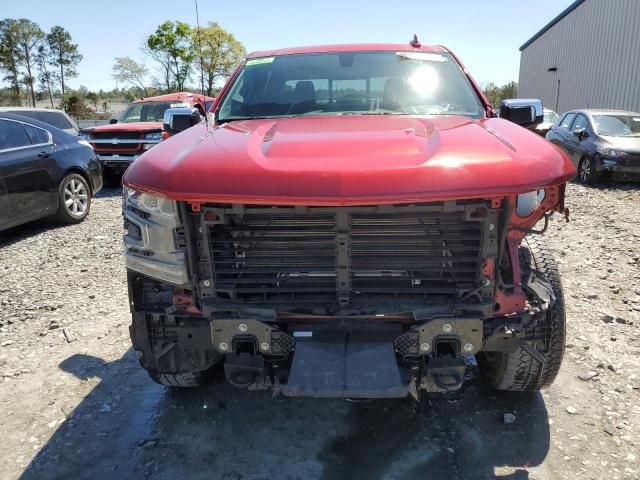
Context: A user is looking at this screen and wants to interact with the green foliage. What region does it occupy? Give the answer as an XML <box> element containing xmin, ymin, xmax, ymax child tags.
<box><xmin>193</xmin><ymin>22</ymin><xmax>245</xmax><ymax>96</ymax></box>
<box><xmin>146</xmin><ymin>21</ymin><xmax>194</xmax><ymax>91</ymax></box>
<box><xmin>46</xmin><ymin>25</ymin><xmax>82</xmax><ymax>98</ymax></box>
<box><xmin>483</xmin><ymin>81</ymin><xmax>518</xmax><ymax>109</ymax></box>
<box><xmin>7</xmin><ymin>18</ymin><xmax>45</xmax><ymax>107</ymax></box>
<box><xmin>112</xmin><ymin>57</ymin><xmax>149</xmax><ymax>95</ymax></box>
<box><xmin>0</xmin><ymin>19</ymin><xmax>23</xmax><ymax>97</ymax></box>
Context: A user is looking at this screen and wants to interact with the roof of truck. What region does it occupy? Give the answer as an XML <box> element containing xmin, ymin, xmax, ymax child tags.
<box><xmin>247</xmin><ymin>43</ymin><xmax>449</xmax><ymax>58</ymax></box>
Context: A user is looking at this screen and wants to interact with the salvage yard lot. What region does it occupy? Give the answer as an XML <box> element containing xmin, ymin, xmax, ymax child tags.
<box><xmin>0</xmin><ymin>184</ymin><xmax>639</xmax><ymax>480</ymax></box>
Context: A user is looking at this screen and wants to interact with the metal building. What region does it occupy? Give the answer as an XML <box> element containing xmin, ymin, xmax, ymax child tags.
<box><xmin>518</xmin><ymin>0</ymin><xmax>640</xmax><ymax>114</ymax></box>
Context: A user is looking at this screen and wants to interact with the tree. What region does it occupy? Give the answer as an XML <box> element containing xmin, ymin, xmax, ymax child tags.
<box><xmin>484</xmin><ymin>81</ymin><xmax>519</xmax><ymax>108</ymax></box>
<box><xmin>86</xmin><ymin>91</ymin><xmax>99</xmax><ymax>110</ymax></box>
<box><xmin>35</xmin><ymin>43</ymin><xmax>57</xmax><ymax>107</ymax></box>
<box><xmin>0</xmin><ymin>19</ymin><xmax>23</xmax><ymax>100</ymax></box>
<box><xmin>112</xmin><ymin>57</ymin><xmax>149</xmax><ymax>95</ymax></box>
<box><xmin>145</xmin><ymin>21</ymin><xmax>193</xmax><ymax>91</ymax></box>
<box><xmin>46</xmin><ymin>26</ymin><xmax>82</xmax><ymax>99</ymax></box>
<box><xmin>13</xmin><ymin>19</ymin><xmax>45</xmax><ymax>107</ymax></box>
<box><xmin>192</xmin><ymin>22</ymin><xmax>245</xmax><ymax>97</ymax></box>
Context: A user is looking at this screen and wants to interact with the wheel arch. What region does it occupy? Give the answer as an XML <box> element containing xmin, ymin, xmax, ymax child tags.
<box><xmin>62</xmin><ymin>167</ymin><xmax>94</xmax><ymax>195</ymax></box>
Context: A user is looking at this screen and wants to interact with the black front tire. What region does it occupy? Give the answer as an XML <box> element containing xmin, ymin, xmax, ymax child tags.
<box><xmin>578</xmin><ymin>157</ymin><xmax>598</xmax><ymax>185</ymax></box>
<box><xmin>54</xmin><ymin>173</ymin><xmax>92</xmax><ymax>224</ymax></box>
<box><xmin>477</xmin><ymin>236</ymin><xmax>566</xmax><ymax>391</ymax></box>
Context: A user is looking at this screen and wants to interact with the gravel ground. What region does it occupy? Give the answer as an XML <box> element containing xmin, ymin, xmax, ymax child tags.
<box><xmin>0</xmin><ymin>183</ymin><xmax>638</xmax><ymax>480</ymax></box>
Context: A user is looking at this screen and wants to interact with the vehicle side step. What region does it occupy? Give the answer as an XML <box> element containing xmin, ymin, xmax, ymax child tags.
<box><xmin>281</xmin><ymin>326</ymin><xmax>409</xmax><ymax>399</ymax></box>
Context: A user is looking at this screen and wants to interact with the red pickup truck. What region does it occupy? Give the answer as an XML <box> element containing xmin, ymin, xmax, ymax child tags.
<box><xmin>122</xmin><ymin>42</ymin><xmax>575</xmax><ymax>400</ymax></box>
<box><xmin>83</xmin><ymin>92</ymin><xmax>215</xmax><ymax>178</ymax></box>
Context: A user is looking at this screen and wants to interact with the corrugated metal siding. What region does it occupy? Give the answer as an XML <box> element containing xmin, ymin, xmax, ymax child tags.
<box><xmin>518</xmin><ymin>0</ymin><xmax>640</xmax><ymax>114</ymax></box>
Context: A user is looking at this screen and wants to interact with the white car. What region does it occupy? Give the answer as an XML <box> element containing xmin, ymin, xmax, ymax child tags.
<box><xmin>0</xmin><ymin>107</ymin><xmax>79</xmax><ymax>136</ymax></box>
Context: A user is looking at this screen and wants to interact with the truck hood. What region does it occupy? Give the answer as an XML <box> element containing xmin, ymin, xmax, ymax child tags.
<box><xmin>87</xmin><ymin>121</ymin><xmax>163</xmax><ymax>133</ymax></box>
<box><xmin>124</xmin><ymin>115</ymin><xmax>576</xmax><ymax>205</ymax></box>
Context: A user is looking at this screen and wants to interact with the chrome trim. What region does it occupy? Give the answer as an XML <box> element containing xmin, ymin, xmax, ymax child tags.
<box><xmin>0</xmin><ymin>117</ymin><xmax>53</xmax><ymax>153</ymax></box>
<box><xmin>97</xmin><ymin>154</ymin><xmax>138</xmax><ymax>163</ymax></box>
<box><xmin>89</xmin><ymin>138</ymin><xmax>162</xmax><ymax>145</ymax></box>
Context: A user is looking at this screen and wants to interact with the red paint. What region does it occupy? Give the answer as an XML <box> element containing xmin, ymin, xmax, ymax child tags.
<box><xmin>124</xmin><ymin>114</ymin><xmax>575</xmax><ymax>206</ymax></box>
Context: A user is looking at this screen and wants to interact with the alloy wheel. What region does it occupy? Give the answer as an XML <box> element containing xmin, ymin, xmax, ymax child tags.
<box><xmin>63</xmin><ymin>178</ymin><xmax>89</xmax><ymax>217</ymax></box>
<box><xmin>579</xmin><ymin>159</ymin><xmax>591</xmax><ymax>183</ymax></box>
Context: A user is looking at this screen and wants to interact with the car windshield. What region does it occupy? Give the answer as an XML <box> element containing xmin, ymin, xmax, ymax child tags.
<box><xmin>544</xmin><ymin>110</ymin><xmax>559</xmax><ymax>123</ymax></box>
<box><xmin>592</xmin><ymin>114</ymin><xmax>640</xmax><ymax>137</ymax></box>
<box><xmin>119</xmin><ymin>101</ymin><xmax>187</xmax><ymax>123</ymax></box>
<box><xmin>217</xmin><ymin>51</ymin><xmax>485</xmax><ymax>122</ymax></box>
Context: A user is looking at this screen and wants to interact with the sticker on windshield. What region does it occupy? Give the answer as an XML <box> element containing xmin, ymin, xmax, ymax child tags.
<box><xmin>396</xmin><ymin>52</ymin><xmax>447</xmax><ymax>62</ymax></box>
<box><xmin>246</xmin><ymin>57</ymin><xmax>275</xmax><ymax>66</ymax></box>
<box><xmin>170</xmin><ymin>103</ymin><xmax>188</xmax><ymax>108</ymax></box>
<box><xmin>633</xmin><ymin>118</ymin><xmax>640</xmax><ymax>122</ymax></box>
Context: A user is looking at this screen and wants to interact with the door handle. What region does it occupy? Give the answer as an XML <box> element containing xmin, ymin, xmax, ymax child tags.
<box><xmin>38</xmin><ymin>152</ymin><xmax>50</xmax><ymax>158</ymax></box>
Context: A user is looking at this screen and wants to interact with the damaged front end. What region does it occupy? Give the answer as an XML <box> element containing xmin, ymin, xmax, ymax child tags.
<box><xmin>123</xmin><ymin>185</ymin><xmax>568</xmax><ymax>398</ymax></box>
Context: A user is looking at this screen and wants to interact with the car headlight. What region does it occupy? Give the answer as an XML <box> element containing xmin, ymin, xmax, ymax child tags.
<box><xmin>124</xmin><ymin>187</ymin><xmax>177</xmax><ymax>218</ymax></box>
<box><xmin>122</xmin><ymin>187</ymin><xmax>187</xmax><ymax>285</ymax></box>
<box><xmin>597</xmin><ymin>146</ymin><xmax>627</xmax><ymax>158</ymax></box>
<box><xmin>516</xmin><ymin>190</ymin><xmax>546</xmax><ymax>217</ymax></box>
<box><xmin>144</xmin><ymin>132</ymin><xmax>163</xmax><ymax>140</ymax></box>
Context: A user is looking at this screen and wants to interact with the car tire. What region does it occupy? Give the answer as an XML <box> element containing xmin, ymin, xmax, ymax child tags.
<box><xmin>147</xmin><ymin>370</ymin><xmax>214</xmax><ymax>388</ymax></box>
<box><xmin>577</xmin><ymin>157</ymin><xmax>598</xmax><ymax>185</ymax></box>
<box><xmin>54</xmin><ymin>173</ymin><xmax>92</xmax><ymax>224</ymax></box>
<box><xmin>477</xmin><ymin>235</ymin><xmax>565</xmax><ymax>391</ymax></box>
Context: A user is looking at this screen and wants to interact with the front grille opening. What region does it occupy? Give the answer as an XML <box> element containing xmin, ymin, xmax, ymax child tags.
<box><xmin>199</xmin><ymin>202</ymin><xmax>496</xmax><ymax>312</ymax></box>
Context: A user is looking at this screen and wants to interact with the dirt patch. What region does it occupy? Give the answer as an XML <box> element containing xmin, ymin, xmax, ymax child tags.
<box><xmin>0</xmin><ymin>183</ymin><xmax>638</xmax><ymax>479</ymax></box>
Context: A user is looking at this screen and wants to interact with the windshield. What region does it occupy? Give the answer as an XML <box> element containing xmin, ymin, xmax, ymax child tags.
<box><xmin>543</xmin><ymin>110</ymin><xmax>559</xmax><ymax>123</ymax></box>
<box><xmin>593</xmin><ymin>114</ymin><xmax>640</xmax><ymax>137</ymax></box>
<box><xmin>217</xmin><ymin>51</ymin><xmax>485</xmax><ymax>122</ymax></box>
<box><xmin>119</xmin><ymin>101</ymin><xmax>187</xmax><ymax>123</ymax></box>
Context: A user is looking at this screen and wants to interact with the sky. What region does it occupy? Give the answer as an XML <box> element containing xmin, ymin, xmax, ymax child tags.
<box><xmin>2</xmin><ymin>0</ymin><xmax>576</xmax><ymax>91</ymax></box>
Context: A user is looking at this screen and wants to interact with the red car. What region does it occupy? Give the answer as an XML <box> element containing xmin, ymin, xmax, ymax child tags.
<box><xmin>122</xmin><ymin>41</ymin><xmax>575</xmax><ymax>399</ymax></box>
<box><xmin>83</xmin><ymin>92</ymin><xmax>215</xmax><ymax>178</ymax></box>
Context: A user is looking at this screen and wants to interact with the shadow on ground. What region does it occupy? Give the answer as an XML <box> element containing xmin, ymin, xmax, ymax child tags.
<box><xmin>0</xmin><ymin>219</ymin><xmax>66</xmax><ymax>248</ymax></box>
<box><xmin>21</xmin><ymin>352</ymin><xmax>550</xmax><ymax>480</ymax></box>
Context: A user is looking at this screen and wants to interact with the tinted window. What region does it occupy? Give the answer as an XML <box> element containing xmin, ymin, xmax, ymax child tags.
<box><xmin>6</xmin><ymin>110</ymin><xmax>40</xmax><ymax>122</ymax></box>
<box><xmin>559</xmin><ymin>113</ymin><xmax>576</xmax><ymax>130</ymax></box>
<box><xmin>6</xmin><ymin>110</ymin><xmax>73</xmax><ymax>130</ymax></box>
<box><xmin>119</xmin><ymin>101</ymin><xmax>183</xmax><ymax>123</ymax></box>
<box><xmin>0</xmin><ymin>119</ymin><xmax>31</xmax><ymax>150</ymax></box>
<box><xmin>571</xmin><ymin>114</ymin><xmax>589</xmax><ymax>133</ymax></box>
<box><xmin>37</xmin><ymin>111</ymin><xmax>73</xmax><ymax>130</ymax></box>
<box><xmin>22</xmin><ymin>123</ymin><xmax>50</xmax><ymax>144</ymax></box>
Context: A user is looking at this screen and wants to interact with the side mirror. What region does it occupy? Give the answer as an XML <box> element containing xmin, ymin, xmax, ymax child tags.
<box><xmin>109</xmin><ymin>118</ymin><xmax>118</xmax><ymax>124</ymax></box>
<box><xmin>163</xmin><ymin>107</ymin><xmax>202</xmax><ymax>136</ymax></box>
<box><xmin>575</xmin><ymin>128</ymin><xmax>589</xmax><ymax>140</ymax></box>
<box><xmin>499</xmin><ymin>99</ymin><xmax>543</xmax><ymax>128</ymax></box>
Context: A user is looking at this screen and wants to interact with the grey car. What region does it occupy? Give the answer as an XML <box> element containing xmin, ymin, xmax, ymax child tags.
<box><xmin>545</xmin><ymin>109</ymin><xmax>640</xmax><ymax>184</ymax></box>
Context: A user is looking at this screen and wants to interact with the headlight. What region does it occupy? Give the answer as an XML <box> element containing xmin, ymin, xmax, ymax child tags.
<box><xmin>144</xmin><ymin>132</ymin><xmax>163</xmax><ymax>140</ymax></box>
<box><xmin>122</xmin><ymin>187</ymin><xmax>187</xmax><ymax>285</ymax></box>
<box><xmin>516</xmin><ymin>190</ymin><xmax>546</xmax><ymax>217</ymax></box>
<box><xmin>597</xmin><ymin>146</ymin><xmax>627</xmax><ymax>158</ymax></box>
<box><xmin>124</xmin><ymin>187</ymin><xmax>177</xmax><ymax>218</ymax></box>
